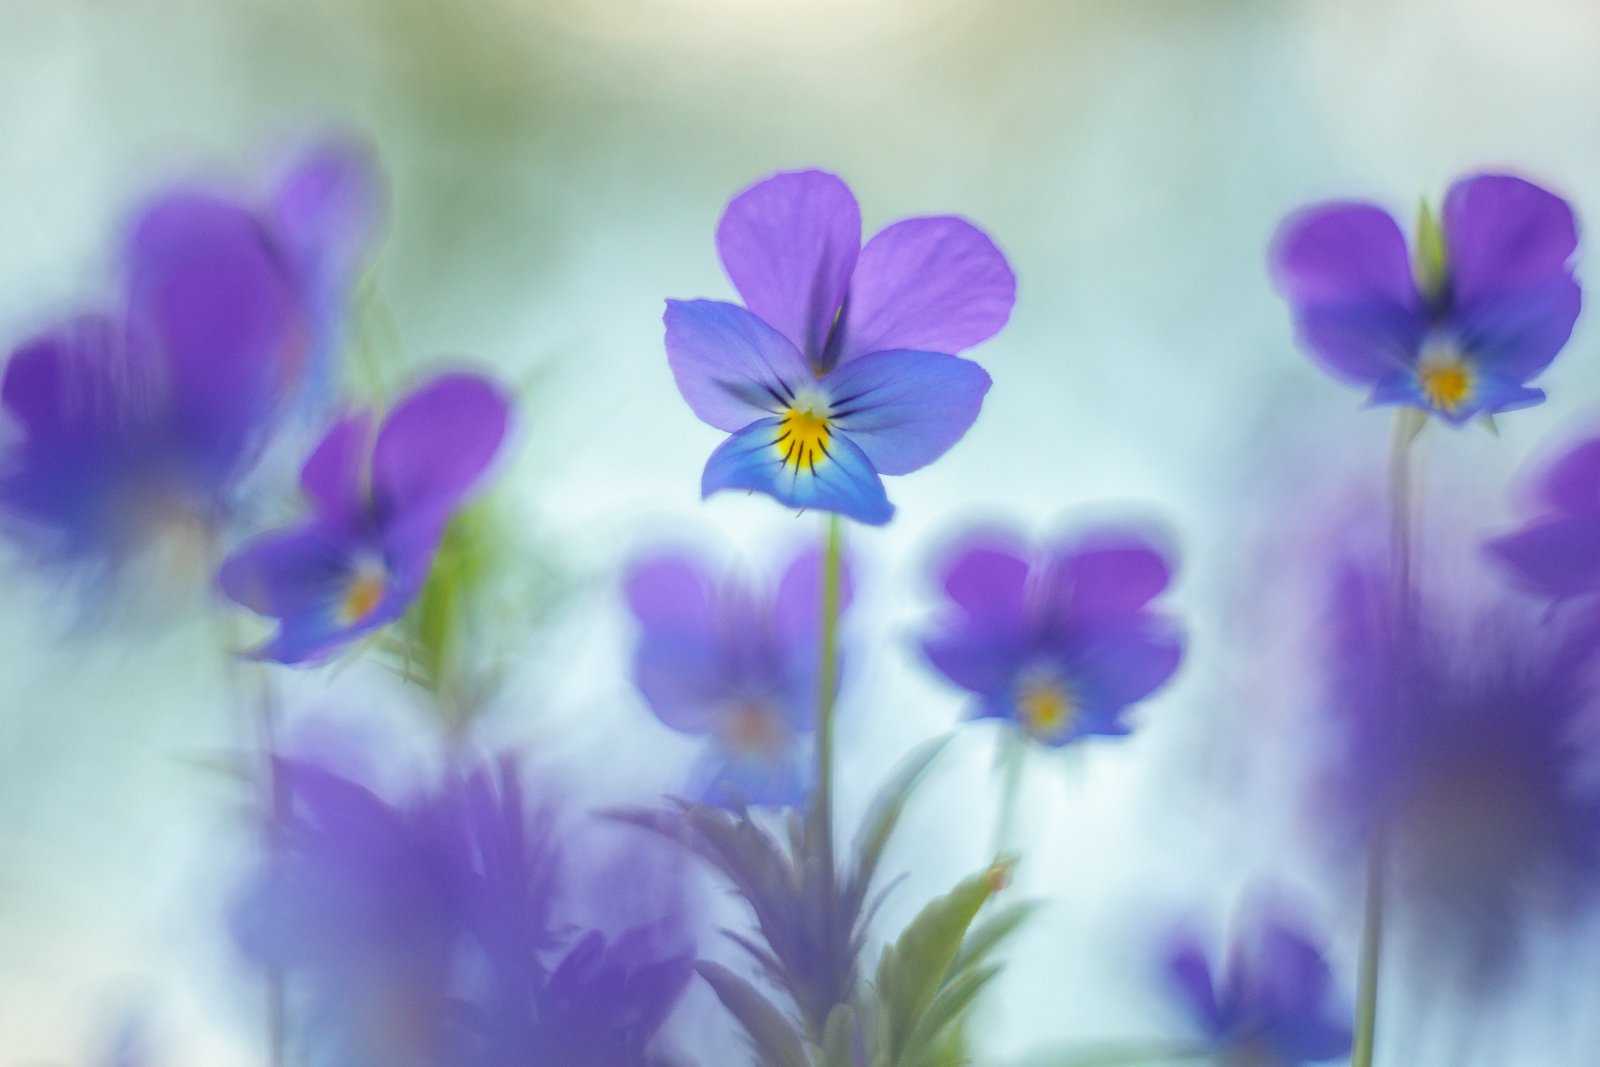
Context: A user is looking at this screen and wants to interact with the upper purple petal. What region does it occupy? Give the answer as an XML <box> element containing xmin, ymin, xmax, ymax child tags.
<box><xmin>124</xmin><ymin>189</ymin><xmax>306</xmax><ymax>483</ymax></box>
<box><xmin>1443</xmin><ymin>173</ymin><xmax>1579</xmax><ymax>308</ymax></box>
<box><xmin>940</xmin><ymin>537</ymin><xmax>1031</xmax><ymax>629</ymax></box>
<box><xmin>1046</xmin><ymin>529</ymin><xmax>1175</xmax><ymax>622</ymax></box>
<box><xmin>271</xmin><ymin>136</ymin><xmax>387</xmax><ymax>302</ymax></box>
<box><xmin>1486</xmin><ymin>516</ymin><xmax>1600</xmax><ymax>600</ymax></box>
<box><xmin>663</xmin><ymin>300</ymin><xmax>816</xmax><ymax>433</ymax></box>
<box><xmin>834</xmin><ymin>216</ymin><xmax>1015</xmax><ymax>367</ymax></box>
<box><xmin>1534</xmin><ymin>434</ymin><xmax>1600</xmax><ymax>513</ymax></box>
<box><xmin>625</xmin><ymin>553</ymin><xmax>727</xmax><ymax>734</ymax></box>
<box><xmin>716</xmin><ymin>170</ymin><xmax>861</xmax><ymax>364</ymax></box>
<box><xmin>821</xmin><ymin>349</ymin><xmax>991</xmax><ymax>476</ymax></box>
<box><xmin>371</xmin><ymin>371</ymin><xmax>511</xmax><ymax>525</ymax></box>
<box><xmin>299</xmin><ymin>411</ymin><xmax>374</xmax><ymax>528</ymax></box>
<box><xmin>1270</xmin><ymin>202</ymin><xmax>1426</xmax><ymax>385</ymax></box>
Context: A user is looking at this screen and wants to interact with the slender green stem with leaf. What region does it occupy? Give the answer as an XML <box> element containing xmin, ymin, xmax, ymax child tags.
<box><xmin>816</xmin><ymin>514</ymin><xmax>845</xmax><ymax>889</ymax></box>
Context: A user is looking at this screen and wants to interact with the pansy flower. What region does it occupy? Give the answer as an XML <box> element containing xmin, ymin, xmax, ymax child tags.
<box><xmin>624</xmin><ymin>545</ymin><xmax>852</xmax><ymax>807</ymax></box>
<box><xmin>219</xmin><ymin>371</ymin><xmax>511</xmax><ymax>664</ymax></box>
<box><xmin>1271</xmin><ymin>173</ymin><xmax>1580</xmax><ymax>422</ymax></box>
<box><xmin>919</xmin><ymin>527</ymin><xmax>1183</xmax><ymax>746</ymax></box>
<box><xmin>1163</xmin><ymin>905</ymin><xmax>1352</xmax><ymax>1066</ymax></box>
<box><xmin>1314</xmin><ymin>556</ymin><xmax>1600</xmax><ymax>981</ymax></box>
<box><xmin>0</xmin><ymin>139</ymin><xmax>382</xmax><ymax>579</ymax></box>
<box><xmin>665</xmin><ymin>170</ymin><xmax>1014</xmax><ymax>525</ymax></box>
<box><xmin>1486</xmin><ymin>431</ymin><xmax>1600</xmax><ymax>600</ymax></box>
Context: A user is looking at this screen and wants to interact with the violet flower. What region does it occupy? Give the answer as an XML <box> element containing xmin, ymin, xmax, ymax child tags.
<box><xmin>624</xmin><ymin>546</ymin><xmax>851</xmax><ymax>807</ymax></box>
<box><xmin>0</xmin><ymin>140</ymin><xmax>381</xmax><ymax>578</ymax></box>
<box><xmin>919</xmin><ymin>527</ymin><xmax>1182</xmax><ymax>745</ymax></box>
<box><xmin>1314</xmin><ymin>557</ymin><xmax>1600</xmax><ymax>981</ymax></box>
<box><xmin>218</xmin><ymin>371</ymin><xmax>512</xmax><ymax>664</ymax></box>
<box><xmin>232</xmin><ymin>750</ymin><xmax>694</xmax><ymax>1067</ymax></box>
<box><xmin>1163</xmin><ymin>906</ymin><xmax>1352</xmax><ymax>1066</ymax></box>
<box><xmin>1486</xmin><ymin>432</ymin><xmax>1600</xmax><ymax>600</ymax></box>
<box><xmin>665</xmin><ymin>170</ymin><xmax>1014</xmax><ymax>524</ymax></box>
<box><xmin>1271</xmin><ymin>173</ymin><xmax>1579</xmax><ymax>422</ymax></box>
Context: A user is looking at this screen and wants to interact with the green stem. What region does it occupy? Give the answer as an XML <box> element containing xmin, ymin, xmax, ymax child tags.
<box><xmin>816</xmin><ymin>514</ymin><xmax>845</xmax><ymax>884</ymax></box>
<box><xmin>1352</xmin><ymin>410</ymin><xmax>1421</xmax><ymax>1067</ymax></box>
<box><xmin>1018</xmin><ymin>1040</ymin><xmax>1209</xmax><ymax>1066</ymax></box>
<box><xmin>992</xmin><ymin>727</ymin><xmax>1027</xmax><ymax>860</ymax></box>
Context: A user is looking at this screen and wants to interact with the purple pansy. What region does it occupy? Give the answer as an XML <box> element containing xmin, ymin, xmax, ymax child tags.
<box><xmin>918</xmin><ymin>527</ymin><xmax>1183</xmax><ymax>746</ymax></box>
<box><xmin>233</xmin><ymin>748</ymin><xmax>694</xmax><ymax>1067</ymax></box>
<box><xmin>0</xmin><ymin>139</ymin><xmax>382</xmax><ymax>576</ymax></box>
<box><xmin>624</xmin><ymin>545</ymin><xmax>852</xmax><ymax>807</ymax></box>
<box><xmin>219</xmin><ymin>371</ymin><xmax>512</xmax><ymax>664</ymax></box>
<box><xmin>1163</xmin><ymin>905</ymin><xmax>1352</xmax><ymax>1066</ymax></box>
<box><xmin>1314</xmin><ymin>556</ymin><xmax>1600</xmax><ymax>981</ymax></box>
<box><xmin>1271</xmin><ymin>173</ymin><xmax>1580</xmax><ymax>423</ymax></box>
<box><xmin>664</xmin><ymin>170</ymin><xmax>1015</xmax><ymax>525</ymax></box>
<box><xmin>1486</xmin><ymin>431</ymin><xmax>1600</xmax><ymax>600</ymax></box>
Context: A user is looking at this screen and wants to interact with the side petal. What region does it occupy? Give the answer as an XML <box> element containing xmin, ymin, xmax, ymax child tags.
<box><xmin>715</xmin><ymin>170</ymin><xmax>861</xmax><ymax>363</ymax></box>
<box><xmin>700</xmin><ymin>417</ymin><xmax>893</xmax><ymax>525</ymax></box>
<box><xmin>1532</xmin><ymin>434</ymin><xmax>1600</xmax><ymax>514</ymax></box>
<box><xmin>371</xmin><ymin>371</ymin><xmax>511</xmax><ymax>522</ymax></box>
<box><xmin>1486</xmin><ymin>515</ymin><xmax>1600</xmax><ymax>599</ymax></box>
<box><xmin>125</xmin><ymin>190</ymin><xmax>305</xmax><ymax>482</ymax></box>
<box><xmin>919</xmin><ymin>629</ymin><xmax>1027</xmax><ymax>699</ymax></box>
<box><xmin>1070</xmin><ymin>615</ymin><xmax>1184</xmax><ymax>708</ymax></box>
<box><xmin>1454</xmin><ymin>273</ymin><xmax>1580</xmax><ymax>381</ymax></box>
<box><xmin>218</xmin><ymin>521</ymin><xmax>353</xmax><ymax>620</ymax></box>
<box><xmin>664</xmin><ymin>300</ymin><xmax>816</xmax><ymax>432</ymax></box>
<box><xmin>834</xmin><ymin>217</ymin><xmax>1015</xmax><ymax>367</ymax></box>
<box><xmin>633</xmin><ymin>631</ymin><xmax>732</xmax><ymax>736</ymax></box>
<box><xmin>1443</xmin><ymin>173</ymin><xmax>1578</xmax><ymax>307</ymax></box>
<box><xmin>299</xmin><ymin>411</ymin><xmax>374</xmax><ymax>526</ymax></box>
<box><xmin>821</xmin><ymin>349</ymin><xmax>991</xmax><ymax>475</ymax></box>
<box><xmin>1270</xmin><ymin>202</ymin><xmax>1426</xmax><ymax>384</ymax></box>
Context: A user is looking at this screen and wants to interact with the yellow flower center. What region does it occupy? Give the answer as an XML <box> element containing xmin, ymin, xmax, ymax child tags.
<box><xmin>1417</xmin><ymin>357</ymin><xmax>1474</xmax><ymax>414</ymax></box>
<box><xmin>775</xmin><ymin>399</ymin><xmax>833</xmax><ymax>474</ymax></box>
<box><xmin>1016</xmin><ymin>678</ymin><xmax>1077</xmax><ymax>740</ymax></box>
<box><xmin>336</xmin><ymin>566</ymin><xmax>387</xmax><ymax>627</ymax></box>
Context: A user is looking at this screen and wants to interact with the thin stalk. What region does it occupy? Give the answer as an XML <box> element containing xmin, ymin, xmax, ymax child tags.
<box><xmin>1352</xmin><ymin>410</ymin><xmax>1421</xmax><ymax>1067</ymax></box>
<box><xmin>1019</xmin><ymin>1039</ymin><xmax>1209</xmax><ymax>1066</ymax></box>
<box><xmin>816</xmin><ymin>514</ymin><xmax>845</xmax><ymax>884</ymax></box>
<box><xmin>992</xmin><ymin>727</ymin><xmax>1027</xmax><ymax>860</ymax></box>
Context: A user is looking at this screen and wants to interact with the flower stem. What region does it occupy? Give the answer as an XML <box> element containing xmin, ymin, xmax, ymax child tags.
<box><xmin>1352</xmin><ymin>410</ymin><xmax>1422</xmax><ymax>1067</ymax></box>
<box><xmin>816</xmin><ymin>514</ymin><xmax>845</xmax><ymax>882</ymax></box>
<box><xmin>992</xmin><ymin>727</ymin><xmax>1027</xmax><ymax>860</ymax></box>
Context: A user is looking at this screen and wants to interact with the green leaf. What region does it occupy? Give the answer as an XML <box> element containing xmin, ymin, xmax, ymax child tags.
<box><xmin>901</xmin><ymin>961</ymin><xmax>1002</xmax><ymax>1067</ymax></box>
<box><xmin>950</xmin><ymin>899</ymin><xmax>1039</xmax><ymax>975</ymax></box>
<box><xmin>845</xmin><ymin>737</ymin><xmax>953</xmax><ymax>915</ymax></box>
<box><xmin>697</xmin><ymin>961</ymin><xmax>813</xmax><ymax>1067</ymax></box>
<box><xmin>1413</xmin><ymin>196</ymin><xmax>1448</xmax><ymax>301</ymax></box>
<box><xmin>874</xmin><ymin>860</ymin><xmax>1013</xmax><ymax>1060</ymax></box>
<box><xmin>821</xmin><ymin>1003</ymin><xmax>859</xmax><ymax>1067</ymax></box>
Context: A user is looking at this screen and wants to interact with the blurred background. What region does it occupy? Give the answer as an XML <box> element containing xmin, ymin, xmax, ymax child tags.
<box><xmin>6</xmin><ymin>0</ymin><xmax>1600</xmax><ymax>1063</ymax></box>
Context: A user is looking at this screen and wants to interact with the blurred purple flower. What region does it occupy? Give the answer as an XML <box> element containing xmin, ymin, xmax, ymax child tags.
<box><xmin>1315</xmin><ymin>557</ymin><xmax>1600</xmax><ymax>981</ymax></box>
<box><xmin>665</xmin><ymin>170</ymin><xmax>1014</xmax><ymax>524</ymax></box>
<box><xmin>1271</xmin><ymin>173</ymin><xmax>1579</xmax><ymax>422</ymax></box>
<box><xmin>1487</xmin><ymin>432</ymin><xmax>1600</xmax><ymax>600</ymax></box>
<box><xmin>624</xmin><ymin>546</ymin><xmax>852</xmax><ymax>807</ymax></box>
<box><xmin>233</xmin><ymin>750</ymin><xmax>694</xmax><ymax>1067</ymax></box>
<box><xmin>1163</xmin><ymin>905</ymin><xmax>1351</xmax><ymax>1066</ymax></box>
<box><xmin>0</xmin><ymin>139</ymin><xmax>381</xmax><ymax>578</ymax></box>
<box><xmin>919</xmin><ymin>527</ymin><xmax>1182</xmax><ymax>746</ymax></box>
<box><xmin>218</xmin><ymin>371</ymin><xmax>511</xmax><ymax>664</ymax></box>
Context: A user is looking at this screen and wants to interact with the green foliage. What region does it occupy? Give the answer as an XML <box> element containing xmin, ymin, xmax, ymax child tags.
<box><xmin>618</xmin><ymin>740</ymin><xmax>1033</xmax><ymax>1067</ymax></box>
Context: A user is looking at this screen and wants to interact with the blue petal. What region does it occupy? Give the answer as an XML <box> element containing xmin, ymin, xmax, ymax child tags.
<box><xmin>664</xmin><ymin>300</ymin><xmax>817</xmax><ymax>433</ymax></box>
<box><xmin>821</xmin><ymin>349</ymin><xmax>991</xmax><ymax>476</ymax></box>
<box><xmin>700</xmin><ymin>417</ymin><xmax>893</xmax><ymax>525</ymax></box>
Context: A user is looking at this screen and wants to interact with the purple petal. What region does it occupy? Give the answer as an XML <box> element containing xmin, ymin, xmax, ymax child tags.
<box><xmin>773</xmin><ymin>544</ymin><xmax>855</xmax><ymax>641</ymax></box>
<box><xmin>1533</xmin><ymin>434</ymin><xmax>1600</xmax><ymax>513</ymax></box>
<box><xmin>1486</xmin><ymin>515</ymin><xmax>1600</xmax><ymax>599</ymax></box>
<box><xmin>920</xmin><ymin>630</ymin><xmax>1027</xmax><ymax>698</ymax></box>
<box><xmin>271</xmin><ymin>136</ymin><xmax>386</xmax><ymax>301</ymax></box>
<box><xmin>1069</xmin><ymin>615</ymin><xmax>1184</xmax><ymax>708</ymax></box>
<box><xmin>1048</xmin><ymin>530</ymin><xmax>1175</xmax><ymax>620</ymax></box>
<box><xmin>699</xmin><ymin>743</ymin><xmax>810</xmax><ymax>809</ymax></box>
<box><xmin>625</xmin><ymin>553</ymin><xmax>717</xmax><ymax>631</ymax></box>
<box><xmin>1164</xmin><ymin>935</ymin><xmax>1225</xmax><ymax>1037</ymax></box>
<box><xmin>835</xmin><ymin>216</ymin><xmax>1015</xmax><ymax>367</ymax></box>
<box><xmin>700</xmin><ymin>417</ymin><xmax>893</xmax><ymax>525</ymax></box>
<box><xmin>371</xmin><ymin>371</ymin><xmax>511</xmax><ymax>523</ymax></box>
<box><xmin>625</xmin><ymin>554</ymin><xmax>728</xmax><ymax>734</ymax></box>
<box><xmin>939</xmin><ymin>537</ymin><xmax>1031</xmax><ymax>628</ymax></box>
<box><xmin>663</xmin><ymin>300</ymin><xmax>816</xmax><ymax>432</ymax></box>
<box><xmin>1453</xmin><ymin>274</ymin><xmax>1580</xmax><ymax>381</ymax></box>
<box><xmin>1443</xmin><ymin>173</ymin><xmax>1578</xmax><ymax>308</ymax></box>
<box><xmin>125</xmin><ymin>190</ymin><xmax>305</xmax><ymax>482</ymax></box>
<box><xmin>219</xmin><ymin>521</ymin><xmax>353</xmax><ymax>620</ymax></box>
<box><xmin>821</xmin><ymin>349</ymin><xmax>991</xmax><ymax>475</ymax></box>
<box><xmin>1270</xmin><ymin>202</ymin><xmax>1425</xmax><ymax>385</ymax></box>
<box><xmin>299</xmin><ymin>411</ymin><xmax>374</xmax><ymax>527</ymax></box>
<box><xmin>715</xmin><ymin>170</ymin><xmax>861</xmax><ymax>363</ymax></box>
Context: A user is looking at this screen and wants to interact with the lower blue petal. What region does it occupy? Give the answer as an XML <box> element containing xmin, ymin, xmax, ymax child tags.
<box><xmin>701</xmin><ymin>417</ymin><xmax>893</xmax><ymax>525</ymax></box>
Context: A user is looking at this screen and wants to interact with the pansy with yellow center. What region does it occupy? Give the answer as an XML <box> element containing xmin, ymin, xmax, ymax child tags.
<box><xmin>1272</xmin><ymin>172</ymin><xmax>1580</xmax><ymax>424</ymax></box>
<box><xmin>665</xmin><ymin>170</ymin><xmax>1014</xmax><ymax>524</ymax></box>
<box><xmin>219</xmin><ymin>371</ymin><xmax>511</xmax><ymax>664</ymax></box>
<box><xmin>920</xmin><ymin>525</ymin><xmax>1183</xmax><ymax>748</ymax></box>
<box><xmin>625</xmin><ymin>544</ymin><xmax>852</xmax><ymax>808</ymax></box>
